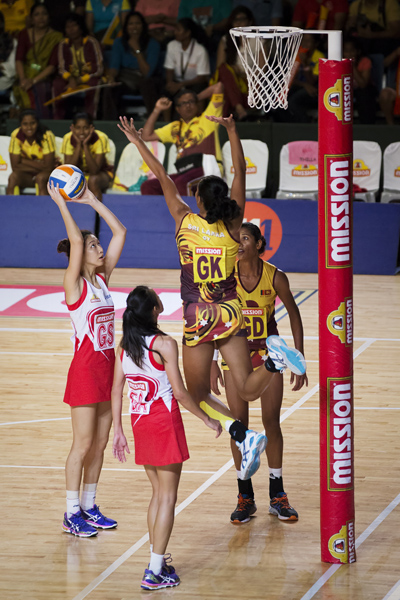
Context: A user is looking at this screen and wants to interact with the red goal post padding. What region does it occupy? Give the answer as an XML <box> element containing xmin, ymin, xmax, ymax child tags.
<box><xmin>318</xmin><ymin>58</ymin><xmax>356</xmax><ymax>564</ymax></box>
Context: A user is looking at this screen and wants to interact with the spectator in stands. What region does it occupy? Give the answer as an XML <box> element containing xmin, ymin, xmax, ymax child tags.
<box><xmin>232</xmin><ymin>0</ymin><xmax>282</xmax><ymax>26</ymax></box>
<box><xmin>61</xmin><ymin>112</ymin><xmax>113</xmax><ymax>202</ymax></box>
<box><xmin>85</xmin><ymin>0</ymin><xmax>130</xmax><ymax>43</ymax></box>
<box><xmin>103</xmin><ymin>11</ymin><xmax>161</xmax><ymax>119</ymax></box>
<box><xmin>140</xmin><ymin>82</ymin><xmax>224</xmax><ymax>196</ymax></box>
<box><xmin>378</xmin><ymin>44</ymin><xmax>400</xmax><ymax>125</ymax></box>
<box><xmin>52</xmin><ymin>14</ymin><xmax>103</xmax><ymax>120</ymax></box>
<box><xmin>6</xmin><ymin>109</ymin><xmax>56</xmax><ymax>195</ymax></box>
<box><xmin>13</xmin><ymin>3</ymin><xmax>62</xmax><ymax>117</ymax></box>
<box><xmin>164</xmin><ymin>18</ymin><xmax>210</xmax><ymax>100</ymax></box>
<box><xmin>178</xmin><ymin>0</ymin><xmax>232</xmax><ymax>54</ymax></box>
<box><xmin>275</xmin><ymin>32</ymin><xmax>324</xmax><ymax>122</ymax></box>
<box><xmin>41</xmin><ymin>0</ymin><xmax>85</xmax><ymax>35</ymax></box>
<box><xmin>292</xmin><ymin>0</ymin><xmax>348</xmax><ymax>31</ymax></box>
<box><xmin>1</xmin><ymin>0</ymin><xmax>32</xmax><ymax>37</ymax></box>
<box><xmin>134</xmin><ymin>0</ymin><xmax>179</xmax><ymax>45</ymax></box>
<box><xmin>346</xmin><ymin>0</ymin><xmax>400</xmax><ymax>57</ymax></box>
<box><xmin>0</xmin><ymin>10</ymin><xmax>17</xmax><ymax>100</ymax></box>
<box><xmin>343</xmin><ymin>36</ymin><xmax>377</xmax><ymax>124</ymax></box>
<box><xmin>213</xmin><ymin>5</ymin><xmax>256</xmax><ymax>119</ymax></box>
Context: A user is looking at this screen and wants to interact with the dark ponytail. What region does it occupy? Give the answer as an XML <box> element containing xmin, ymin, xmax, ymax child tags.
<box><xmin>241</xmin><ymin>222</ymin><xmax>267</xmax><ymax>255</ymax></box>
<box><xmin>198</xmin><ymin>176</ymin><xmax>241</xmax><ymax>225</ymax></box>
<box><xmin>121</xmin><ymin>286</ymin><xmax>164</xmax><ymax>368</ymax></box>
<box><xmin>57</xmin><ymin>229</ymin><xmax>93</xmax><ymax>259</ymax></box>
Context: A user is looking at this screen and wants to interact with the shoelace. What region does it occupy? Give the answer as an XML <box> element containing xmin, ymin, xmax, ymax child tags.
<box><xmin>272</xmin><ymin>494</ymin><xmax>290</xmax><ymax>508</ymax></box>
<box><xmin>237</xmin><ymin>495</ymin><xmax>253</xmax><ymax>510</ymax></box>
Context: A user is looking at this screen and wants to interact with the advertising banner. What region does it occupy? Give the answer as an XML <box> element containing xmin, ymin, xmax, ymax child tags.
<box><xmin>318</xmin><ymin>59</ymin><xmax>355</xmax><ymax>563</ymax></box>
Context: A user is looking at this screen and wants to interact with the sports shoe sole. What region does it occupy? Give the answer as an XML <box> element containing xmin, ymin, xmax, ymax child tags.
<box><xmin>266</xmin><ymin>335</ymin><xmax>306</xmax><ymax>376</ymax></box>
<box><xmin>62</xmin><ymin>523</ymin><xmax>98</xmax><ymax>537</ymax></box>
<box><xmin>231</xmin><ymin>503</ymin><xmax>257</xmax><ymax>525</ymax></box>
<box><xmin>240</xmin><ymin>434</ymin><xmax>268</xmax><ymax>480</ymax></box>
<box><xmin>269</xmin><ymin>506</ymin><xmax>299</xmax><ymax>521</ymax></box>
<box><xmin>141</xmin><ymin>581</ymin><xmax>180</xmax><ymax>590</ymax></box>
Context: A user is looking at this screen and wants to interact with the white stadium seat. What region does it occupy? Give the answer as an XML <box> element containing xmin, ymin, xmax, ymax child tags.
<box><xmin>380</xmin><ymin>142</ymin><xmax>400</xmax><ymax>203</ymax></box>
<box><xmin>276</xmin><ymin>140</ymin><xmax>318</xmax><ymax>200</ymax></box>
<box><xmin>352</xmin><ymin>140</ymin><xmax>381</xmax><ymax>203</ymax></box>
<box><xmin>222</xmin><ymin>139</ymin><xmax>269</xmax><ymax>198</ymax></box>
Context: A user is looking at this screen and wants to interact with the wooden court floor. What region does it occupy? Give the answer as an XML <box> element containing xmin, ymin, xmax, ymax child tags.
<box><xmin>0</xmin><ymin>268</ymin><xmax>399</xmax><ymax>600</ymax></box>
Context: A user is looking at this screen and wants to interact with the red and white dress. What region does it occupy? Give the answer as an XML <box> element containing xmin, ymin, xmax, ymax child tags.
<box><xmin>121</xmin><ymin>335</ymin><xmax>189</xmax><ymax>466</ymax></box>
<box><xmin>63</xmin><ymin>274</ymin><xmax>115</xmax><ymax>406</ymax></box>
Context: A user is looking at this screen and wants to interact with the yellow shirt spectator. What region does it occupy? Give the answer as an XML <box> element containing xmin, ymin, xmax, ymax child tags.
<box><xmin>9</xmin><ymin>127</ymin><xmax>56</xmax><ymax>161</ymax></box>
<box><xmin>61</xmin><ymin>130</ymin><xmax>113</xmax><ymax>177</ymax></box>
<box><xmin>1</xmin><ymin>0</ymin><xmax>33</xmax><ymax>35</ymax></box>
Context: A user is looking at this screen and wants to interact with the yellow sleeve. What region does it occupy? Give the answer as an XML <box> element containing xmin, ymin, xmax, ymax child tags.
<box><xmin>348</xmin><ymin>0</ymin><xmax>360</xmax><ymax>17</ymax></box>
<box><xmin>86</xmin><ymin>0</ymin><xmax>93</xmax><ymax>13</ymax></box>
<box><xmin>9</xmin><ymin>130</ymin><xmax>21</xmax><ymax>155</ymax></box>
<box><xmin>121</xmin><ymin>0</ymin><xmax>130</xmax><ymax>11</ymax></box>
<box><xmin>204</xmin><ymin>93</ymin><xmax>224</xmax><ymax>118</ymax></box>
<box><xmin>96</xmin><ymin>131</ymin><xmax>110</xmax><ymax>154</ymax></box>
<box><xmin>61</xmin><ymin>133</ymin><xmax>72</xmax><ymax>156</ymax></box>
<box><xmin>42</xmin><ymin>131</ymin><xmax>56</xmax><ymax>155</ymax></box>
<box><xmin>311</xmin><ymin>50</ymin><xmax>324</xmax><ymax>76</ymax></box>
<box><xmin>154</xmin><ymin>122</ymin><xmax>175</xmax><ymax>144</ymax></box>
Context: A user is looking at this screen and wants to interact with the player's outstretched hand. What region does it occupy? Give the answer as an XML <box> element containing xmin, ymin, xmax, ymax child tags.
<box><xmin>206</xmin><ymin>416</ymin><xmax>223</xmax><ymax>438</ymax></box>
<box><xmin>210</xmin><ymin>359</ymin><xmax>224</xmax><ymax>396</ymax></box>
<box><xmin>205</xmin><ymin>114</ymin><xmax>236</xmax><ymax>131</ymax></box>
<box><xmin>47</xmin><ymin>181</ymin><xmax>66</xmax><ymax>205</ymax></box>
<box><xmin>117</xmin><ymin>116</ymin><xmax>142</xmax><ymax>145</ymax></box>
<box><xmin>113</xmin><ymin>431</ymin><xmax>131</xmax><ymax>463</ymax></box>
<box><xmin>290</xmin><ymin>371</ymin><xmax>308</xmax><ymax>392</ymax></box>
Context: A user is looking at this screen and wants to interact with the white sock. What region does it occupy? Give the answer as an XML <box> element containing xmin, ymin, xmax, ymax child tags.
<box><xmin>81</xmin><ymin>483</ymin><xmax>97</xmax><ymax>511</ymax></box>
<box><xmin>66</xmin><ymin>491</ymin><xmax>80</xmax><ymax>518</ymax></box>
<box><xmin>236</xmin><ymin>470</ymin><xmax>243</xmax><ymax>480</ymax></box>
<box><xmin>149</xmin><ymin>552</ymin><xmax>164</xmax><ymax>576</ymax></box>
<box><xmin>269</xmin><ymin>467</ymin><xmax>283</xmax><ymax>479</ymax></box>
<box><xmin>225</xmin><ymin>419</ymin><xmax>235</xmax><ymax>432</ymax></box>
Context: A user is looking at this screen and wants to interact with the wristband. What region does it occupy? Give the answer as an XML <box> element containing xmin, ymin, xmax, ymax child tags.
<box><xmin>213</xmin><ymin>349</ymin><xmax>219</xmax><ymax>361</ymax></box>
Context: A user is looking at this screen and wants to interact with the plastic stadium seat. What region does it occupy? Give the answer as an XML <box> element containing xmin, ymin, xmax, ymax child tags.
<box><xmin>380</xmin><ymin>142</ymin><xmax>400</xmax><ymax>203</ymax></box>
<box><xmin>353</xmin><ymin>140</ymin><xmax>381</xmax><ymax>202</ymax></box>
<box><xmin>222</xmin><ymin>139</ymin><xmax>268</xmax><ymax>198</ymax></box>
<box><xmin>111</xmin><ymin>140</ymin><xmax>166</xmax><ymax>193</ymax></box>
<box><xmin>276</xmin><ymin>141</ymin><xmax>318</xmax><ymax>200</ymax></box>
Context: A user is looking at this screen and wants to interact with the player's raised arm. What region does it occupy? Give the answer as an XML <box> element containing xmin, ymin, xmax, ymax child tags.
<box><xmin>117</xmin><ymin>117</ymin><xmax>191</xmax><ymax>230</ymax></box>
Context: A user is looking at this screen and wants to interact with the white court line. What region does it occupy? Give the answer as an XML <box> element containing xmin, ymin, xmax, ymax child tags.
<box><xmin>382</xmin><ymin>579</ymin><xmax>400</xmax><ymax>600</ymax></box>
<box><xmin>1</xmin><ymin>327</ymin><xmax>400</xmax><ymax>343</ymax></box>
<box><xmin>0</xmin><ymin>465</ymin><xmax>216</xmax><ymax>475</ymax></box>
<box><xmin>300</xmin><ymin>493</ymin><xmax>400</xmax><ymax>600</ymax></box>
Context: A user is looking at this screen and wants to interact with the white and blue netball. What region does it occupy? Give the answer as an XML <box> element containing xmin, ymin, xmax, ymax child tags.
<box><xmin>49</xmin><ymin>164</ymin><xmax>86</xmax><ymax>200</ymax></box>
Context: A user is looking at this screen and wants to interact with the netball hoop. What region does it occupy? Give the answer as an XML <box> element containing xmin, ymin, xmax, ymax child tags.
<box><xmin>232</xmin><ymin>27</ymin><xmax>356</xmax><ymax>566</ymax></box>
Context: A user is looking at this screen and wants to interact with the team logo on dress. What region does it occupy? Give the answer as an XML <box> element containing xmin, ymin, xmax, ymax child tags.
<box><xmin>353</xmin><ymin>158</ymin><xmax>371</xmax><ymax>177</ymax></box>
<box><xmin>328</xmin><ymin>521</ymin><xmax>356</xmax><ymax>563</ymax></box>
<box><xmin>323</xmin><ymin>75</ymin><xmax>352</xmax><ymax>123</ymax></box>
<box><xmin>260</xmin><ymin>289</ymin><xmax>271</xmax><ymax>296</ymax></box>
<box><xmin>327</xmin><ymin>299</ymin><xmax>353</xmax><ymax>345</ymax></box>
<box><xmin>90</xmin><ymin>294</ymin><xmax>101</xmax><ymax>303</ymax></box>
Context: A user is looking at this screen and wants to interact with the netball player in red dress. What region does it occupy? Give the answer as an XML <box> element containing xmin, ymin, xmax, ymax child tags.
<box><xmin>48</xmin><ymin>182</ymin><xmax>126</xmax><ymax>537</ymax></box>
<box><xmin>117</xmin><ymin>115</ymin><xmax>306</xmax><ymax>482</ymax></box>
<box><xmin>112</xmin><ymin>286</ymin><xmax>222</xmax><ymax>590</ymax></box>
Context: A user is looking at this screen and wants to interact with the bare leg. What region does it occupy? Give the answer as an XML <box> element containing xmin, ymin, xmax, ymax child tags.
<box><xmin>65</xmin><ymin>404</ymin><xmax>97</xmax><ymax>491</ymax></box>
<box><xmin>261</xmin><ymin>374</ymin><xmax>284</xmax><ymax>469</ymax></box>
<box><xmin>224</xmin><ymin>369</ymin><xmax>249</xmax><ymax>470</ymax></box>
<box><xmin>145</xmin><ymin>463</ymin><xmax>182</xmax><ymax>556</ymax></box>
<box><xmin>87</xmin><ymin>172</ymin><xmax>111</xmax><ymax>203</ymax></box>
<box><xmin>82</xmin><ymin>401</ymin><xmax>112</xmax><ymax>484</ymax></box>
<box><xmin>145</xmin><ymin>465</ymin><xmax>159</xmax><ymax>547</ymax></box>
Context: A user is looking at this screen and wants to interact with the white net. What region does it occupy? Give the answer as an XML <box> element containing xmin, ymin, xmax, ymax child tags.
<box><xmin>230</xmin><ymin>26</ymin><xmax>303</xmax><ymax>112</ymax></box>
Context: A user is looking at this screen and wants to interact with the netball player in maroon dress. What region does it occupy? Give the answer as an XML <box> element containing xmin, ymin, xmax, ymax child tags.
<box><xmin>48</xmin><ymin>181</ymin><xmax>126</xmax><ymax>537</ymax></box>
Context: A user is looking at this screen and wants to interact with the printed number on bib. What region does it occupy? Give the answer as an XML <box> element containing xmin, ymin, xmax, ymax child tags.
<box><xmin>128</xmin><ymin>380</ymin><xmax>151</xmax><ymax>415</ymax></box>
<box><xmin>193</xmin><ymin>247</ymin><xmax>227</xmax><ymax>284</ymax></box>
<box><xmin>242</xmin><ymin>307</ymin><xmax>267</xmax><ymax>340</ymax></box>
<box><xmin>94</xmin><ymin>311</ymin><xmax>115</xmax><ymax>351</ymax></box>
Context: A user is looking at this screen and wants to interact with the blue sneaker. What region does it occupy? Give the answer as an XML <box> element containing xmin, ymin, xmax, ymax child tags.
<box><xmin>141</xmin><ymin>567</ymin><xmax>180</xmax><ymax>590</ymax></box>
<box><xmin>82</xmin><ymin>505</ymin><xmax>117</xmax><ymax>529</ymax></box>
<box><xmin>62</xmin><ymin>511</ymin><xmax>98</xmax><ymax>537</ymax></box>
<box><xmin>266</xmin><ymin>335</ymin><xmax>306</xmax><ymax>376</ymax></box>
<box><xmin>236</xmin><ymin>430</ymin><xmax>268</xmax><ymax>480</ymax></box>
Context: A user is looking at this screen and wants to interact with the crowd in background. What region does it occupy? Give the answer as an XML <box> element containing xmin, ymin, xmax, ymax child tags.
<box><xmin>2</xmin><ymin>0</ymin><xmax>400</xmax><ymax>195</ymax></box>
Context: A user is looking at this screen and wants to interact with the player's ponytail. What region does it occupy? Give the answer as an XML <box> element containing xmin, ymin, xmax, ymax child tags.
<box><xmin>198</xmin><ymin>176</ymin><xmax>241</xmax><ymax>225</ymax></box>
<box><xmin>57</xmin><ymin>230</ymin><xmax>93</xmax><ymax>259</ymax></box>
<box><xmin>121</xmin><ymin>286</ymin><xmax>164</xmax><ymax>368</ymax></box>
<box><xmin>241</xmin><ymin>222</ymin><xmax>266</xmax><ymax>255</ymax></box>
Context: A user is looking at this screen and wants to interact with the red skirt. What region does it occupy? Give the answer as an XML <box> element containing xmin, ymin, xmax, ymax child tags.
<box><xmin>131</xmin><ymin>397</ymin><xmax>189</xmax><ymax>466</ymax></box>
<box><xmin>63</xmin><ymin>336</ymin><xmax>115</xmax><ymax>406</ymax></box>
